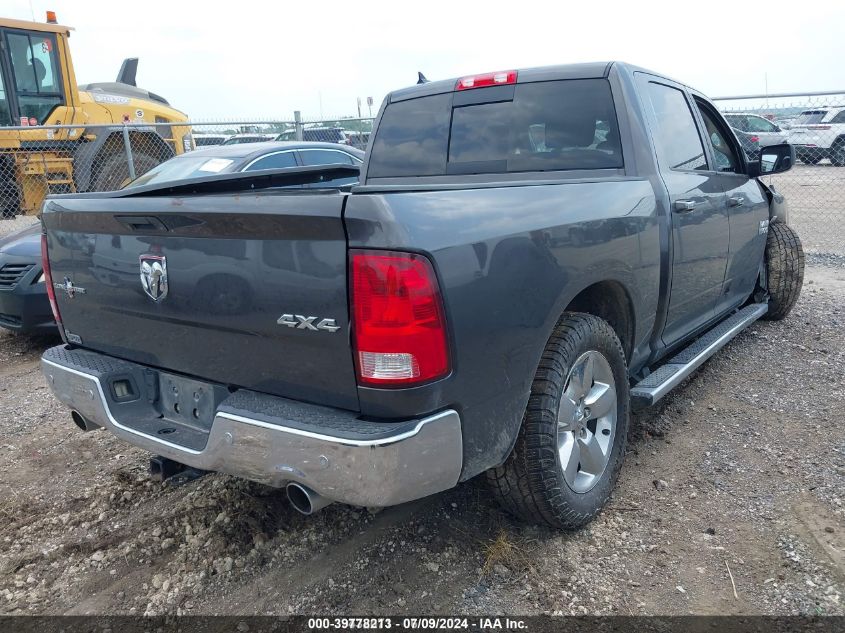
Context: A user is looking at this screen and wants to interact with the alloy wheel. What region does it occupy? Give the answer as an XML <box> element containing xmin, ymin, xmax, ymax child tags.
<box><xmin>556</xmin><ymin>350</ymin><xmax>618</xmax><ymax>493</ymax></box>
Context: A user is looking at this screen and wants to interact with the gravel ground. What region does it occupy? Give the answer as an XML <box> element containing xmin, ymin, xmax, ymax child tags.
<box><xmin>769</xmin><ymin>164</ymin><xmax>845</xmax><ymax>256</ymax></box>
<box><xmin>0</xmin><ymin>214</ymin><xmax>843</xmax><ymax>617</ymax></box>
<box><xmin>0</xmin><ymin>214</ymin><xmax>38</xmax><ymax>235</ymax></box>
<box><xmin>0</xmin><ymin>274</ymin><xmax>842</xmax><ymax>616</ymax></box>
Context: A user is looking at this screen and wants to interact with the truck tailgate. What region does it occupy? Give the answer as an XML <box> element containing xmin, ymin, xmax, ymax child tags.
<box><xmin>41</xmin><ymin>189</ymin><xmax>359</xmax><ymax>411</ymax></box>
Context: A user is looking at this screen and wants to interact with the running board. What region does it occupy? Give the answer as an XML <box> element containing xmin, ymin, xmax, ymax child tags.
<box><xmin>631</xmin><ymin>303</ymin><xmax>768</xmax><ymax>409</ymax></box>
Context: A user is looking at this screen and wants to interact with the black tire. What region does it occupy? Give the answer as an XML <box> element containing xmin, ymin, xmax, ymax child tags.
<box><xmin>830</xmin><ymin>141</ymin><xmax>845</xmax><ymax>167</ymax></box>
<box><xmin>800</xmin><ymin>155</ymin><xmax>822</xmax><ymax>165</ymax></box>
<box><xmin>92</xmin><ymin>150</ymin><xmax>161</xmax><ymax>191</ymax></box>
<box><xmin>487</xmin><ymin>313</ymin><xmax>630</xmax><ymax>529</ymax></box>
<box><xmin>763</xmin><ymin>221</ymin><xmax>804</xmax><ymax>321</ymax></box>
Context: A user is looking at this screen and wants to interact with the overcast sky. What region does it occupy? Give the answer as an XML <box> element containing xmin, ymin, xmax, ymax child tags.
<box><xmin>7</xmin><ymin>0</ymin><xmax>845</xmax><ymax>122</ymax></box>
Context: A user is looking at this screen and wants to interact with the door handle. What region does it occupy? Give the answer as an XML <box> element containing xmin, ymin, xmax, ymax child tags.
<box><xmin>727</xmin><ymin>196</ymin><xmax>744</xmax><ymax>207</ymax></box>
<box><xmin>673</xmin><ymin>200</ymin><xmax>696</xmax><ymax>213</ymax></box>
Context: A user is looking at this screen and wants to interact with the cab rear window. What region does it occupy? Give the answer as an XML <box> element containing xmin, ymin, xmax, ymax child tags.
<box><xmin>368</xmin><ymin>79</ymin><xmax>622</xmax><ymax>178</ymax></box>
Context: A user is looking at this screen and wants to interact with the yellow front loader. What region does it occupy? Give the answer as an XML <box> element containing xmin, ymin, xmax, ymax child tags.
<box><xmin>0</xmin><ymin>12</ymin><xmax>192</xmax><ymax>216</ymax></box>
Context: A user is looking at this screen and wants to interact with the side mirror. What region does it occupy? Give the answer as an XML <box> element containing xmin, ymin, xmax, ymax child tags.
<box><xmin>748</xmin><ymin>143</ymin><xmax>794</xmax><ymax>177</ymax></box>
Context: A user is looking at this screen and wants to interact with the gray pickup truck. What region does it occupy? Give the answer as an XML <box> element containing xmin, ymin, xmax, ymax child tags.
<box><xmin>39</xmin><ymin>62</ymin><xmax>804</xmax><ymax>529</ymax></box>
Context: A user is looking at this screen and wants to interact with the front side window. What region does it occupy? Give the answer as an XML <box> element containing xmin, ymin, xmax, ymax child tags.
<box><xmin>697</xmin><ymin>104</ymin><xmax>740</xmax><ymax>173</ymax></box>
<box><xmin>0</xmin><ymin>62</ymin><xmax>11</xmax><ymax>125</ymax></box>
<box><xmin>831</xmin><ymin>111</ymin><xmax>845</xmax><ymax>124</ymax></box>
<box><xmin>646</xmin><ymin>82</ymin><xmax>707</xmax><ymax>171</ymax></box>
<box><xmin>6</xmin><ymin>31</ymin><xmax>63</xmax><ymax>124</ymax></box>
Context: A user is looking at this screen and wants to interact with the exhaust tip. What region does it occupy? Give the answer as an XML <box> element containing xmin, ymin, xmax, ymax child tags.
<box><xmin>286</xmin><ymin>482</ymin><xmax>331</xmax><ymax>515</ymax></box>
<box><xmin>71</xmin><ymin>410</ymin><xmax>100</xmax><ymax>432</ymax></box>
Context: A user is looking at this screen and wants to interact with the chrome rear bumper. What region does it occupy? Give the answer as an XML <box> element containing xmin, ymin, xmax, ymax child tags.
<box><xmin>42</xmin><ymin>346</ymin><xmax>462</xmax><ymax>507</ymax></box>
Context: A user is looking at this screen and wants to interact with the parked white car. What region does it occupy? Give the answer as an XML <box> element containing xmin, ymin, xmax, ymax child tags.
<box><xmin>786</xmin><ymin>106</ymin><xmax>845</xmax><ymax>166</ymax></box>
<box><xmin>723</xmin><ymin>113</ymin><xmax>788</xmax><ymax>148</ymax></box>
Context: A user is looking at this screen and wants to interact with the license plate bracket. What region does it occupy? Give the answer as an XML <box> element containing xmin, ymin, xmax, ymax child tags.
<box><xmin>157</xmin><ymin>373</ymin><xmax>228</xmax><ymax>431</ymax></box>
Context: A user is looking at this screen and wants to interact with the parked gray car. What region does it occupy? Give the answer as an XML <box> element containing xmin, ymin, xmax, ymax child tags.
<box><xmin>39</xmin><ymin>62</ymin><xmax>803</xmax><ymax>529</ymax></box>
<box><xmin>0</xmin><ymin>223</ymin><xmax>54</xmax><ymax>334</ymax></box>
<box><xmin>125</xmin><ymin>141</ymin><xmax>364</xmax><ymax>189</ymax></box>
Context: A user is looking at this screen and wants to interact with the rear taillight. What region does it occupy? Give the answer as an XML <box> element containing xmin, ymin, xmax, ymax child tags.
<box><xmin>456</xmin><ymin>70</ymin><xmax>517</xmax><ymax>91</ymax></box>
<box><xmin>41</xmin><ymin>233</ymin><xmax>63</xmax><ymax>330</ymax></box>
<box><xmin>749</xmin><ymin>135</ymin><xmax>760</xmax><ymax>143</ymax></box>
<box><xmin>351</xmin><ymin>250</ymin><xmax>449</xmax><ymax>386</ymax></box>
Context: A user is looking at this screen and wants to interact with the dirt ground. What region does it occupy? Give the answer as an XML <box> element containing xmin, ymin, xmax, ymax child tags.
<box><xmin>0</xmin><ymin>215</ymin><xmax>843</xmax><ymax>616</ymax></box>
<box><xmin>0</xmin><ymin>264</ymin><xmax>840</xmax><ymax>616</ymax></box>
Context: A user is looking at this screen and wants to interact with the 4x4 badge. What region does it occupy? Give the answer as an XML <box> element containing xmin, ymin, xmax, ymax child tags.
<box><xmin>140</xmin><ymin>255</ymin><xmax>168</xmax><ymax>302</ymax></box>
<box><xmin>277</xmin><ymin>314</ymin><xmax>340</xmax><ymax>332</ymax></box>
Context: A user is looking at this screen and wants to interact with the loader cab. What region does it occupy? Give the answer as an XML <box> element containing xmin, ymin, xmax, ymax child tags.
<box><xmin>0</xmin><ymin>16</ymin><xmax>79</xmax><ymax>127</ymax></box>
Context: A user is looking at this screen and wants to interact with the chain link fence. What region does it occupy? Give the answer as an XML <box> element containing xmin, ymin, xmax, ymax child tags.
<box><xmin>713</xmin><ymin>90</ymin><xmax>845</xmax><ymax>255</ymax></box>
<box><xmin>1</xmin><ymin>96</ymin><xmax>842</xmax><ymax>254</ymax></box>
<box><xmin>190</xmin><ymin>114</ymin><xmax>375</xmax><ymax>150</ymax></box>
<box><xmin>0</xmin><ymin>117</ymin><xmax>373</xmax><ymax>220</ymax></box>
<box><xmin>0</xmin><ymin>121</ymin><xmax>192</xmax><ymax>217</ymax></box>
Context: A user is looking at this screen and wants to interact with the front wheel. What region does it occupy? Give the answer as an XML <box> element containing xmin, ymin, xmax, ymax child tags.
<box><xmin>487</xmin><ymin>313</ymin><xmax>630</xmax><ymax>529</ymax></box>
<box><xmin>830</xmin><ymin>141</ymin><xmax>845</xmax><ymax>167</ymax></box>
<box><xmin>92</xmin><ymin>150</ymin><xmax>161</xmax><ymax>191</ymax></box>
<box><xmin>763</xmin><ymin>221</ymin><xmax>804</xmax><ymax>320</ymax></box>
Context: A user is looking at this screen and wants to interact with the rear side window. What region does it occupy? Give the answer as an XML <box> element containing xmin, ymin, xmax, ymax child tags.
<box><xmin>645</xmin><ymin>82</ymin><xmax>707</xmax><ymax>171</ymax></box>
<box><xmin>724</xmin><ymin>115</ymin><xmax>747</xmax><ymax>131</ymax></box>
<box><xmin>299</xmin><ymin>149</ymin><xmax>357</xmax><ymax>165</ymax></box>
<box><xmin>744</xmin><ymin>115</ymin><xmax>777</xmax><ymax>133</ymax></box>
<box><xmin>793</xmin><ymin>110</ymin><xmax>827</xmax><ymax>125</ymax></box>
<box><xmin>368</xmin><ymin>79</ymin><xmax>622</xmax><ymax>178</ymax></box>
<box><xmin>244</xmin><ymin>151</ymin><xmax>297</xmax><ymax>171</ymax></box>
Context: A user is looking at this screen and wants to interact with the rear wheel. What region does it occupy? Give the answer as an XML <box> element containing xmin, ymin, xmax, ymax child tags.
<box><xmin>487</xmin><ymin>313</ymin><xmax>629</xmax><ymax>529</ymax></box>
<box><xmin>92</xmin><ymin>150</ymin><xmax>160</xmax><ymax>191</ymax></box>
<box><xmin>800</xmin><ymin>154</ymin><xmax>822</xmax><ymax>165</ymax></box>
<box><xmin>763</xmin><ymin>221</ymin><xmax>804</xmax><ymax>321</ymax></box>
